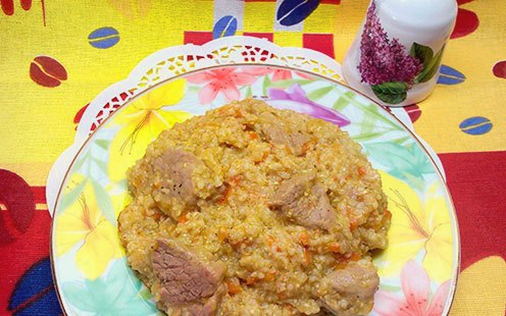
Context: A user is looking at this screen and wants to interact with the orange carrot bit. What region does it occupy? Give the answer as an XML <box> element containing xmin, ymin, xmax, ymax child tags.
<box><xmin>217</xmin><ymin>183</ymin><xmax>232</xmax><ymax>204</ymax></box>
<box><xmin>265</xmin><ymin>236</ymin><xmax>282</xmax><ymax>251</ymax></box>
<box><xmin>245</xmin><ymin>276</ymin><xmax>258</xmax><ymax>286</ymax></box>
<box><xmin>218</xmin><ymin>175</ymin><xmax>244</xmax><ymax>204</ymax></box>
<box><xmin>230</xmin><ymin>175</ymin><xmax>242</xmax><ymax>185</ymax></box>
<box><xmin>335</xmin><ymin>261</ymin><xmax>348</xmax><ymax>270</ymax></box>
<box><xmin>328</xmin><ymin>242</ymin><xmax>341</xmax><ymax>253</ymax></box>
<box><xmin>358</xmin><ymin>167</ymin><xmax>367</xmax><ymax>176</ymax></box>
<box><xmin>266</xmin><ymin>236</ymin><xmax>276</xmax><ymax>247</ymax></box>
<box><xmin>226</xmin><ymin>279</ymin><xmax>242</xmax><ymax>295</ymax></box>
<box><xmin>349</xmin><ymin>218</ymin><xmax>359</xmax><ymax>231</ymax></box>
<box><xmin>301</xmin><ymin>139</ymin><xmax>316</xmax><ymax>154</ymax></box>
<box><xmin>384</xmin><ymin>209</ymin><xmax>392</xmax><ymax>220</ymax></box>
<box><xmin>350</xmin><ymin>252</ymin><xmax>361</xmax><ymax>261</ymax></box>
<box><xmin>303</xmin><ymin>249</ymin><xmax>313</xmax><ymax>266</ymax></box>
<box><xmin>151</xmin><ymin>212</ymin><xmax>162</xmax><ymax>221</ymax></box>
<box><xmin>230</xmin><ymin>238</ymin><xmax>245</xmax><ymax>251</ymax></box>
<box><xmin>263</xmin><ymin>151</ymin><xmax>270</xmax><ymax>159</ymax></box>
<box><xmin>233</xmin><ymin>109</ymin><xmax>244</xmax><ymax>118</ymax></box>
<box><xmin>217</xmin><ymin>228</ymin><xmax>229</xmax><ymax>242</ymax></box>
<box><xmin>255</xmin><ymin>151</ymin><xmax>270</xmax><ymax>165</ymax></box>
<box><xmin>177</xmin><ymin>214</ymin><xmax>188</xmax><ymax>224</ymax></box>
<box><xmin>248</xmin><ymin>131</ymin><xmax>259</xmax><ymax>140</ymax></box>
<box><xmin>282</xmin><ymin>303</ymin><xmax>296</xmax><ymax>312</ymax></box>
<box><xmin>299</xmin><ymin>231</ymin><xmax>310</xmax><ymax>247</ymax></box>
<box><xmin>264</xmin><ymin>271</ymin><xmax>277</xmax><ymax>282</ymax></box>
<box><xmin>332</xmin><ymin>252</ymin><xmax>344</xmax><ymax>261</ymax></box>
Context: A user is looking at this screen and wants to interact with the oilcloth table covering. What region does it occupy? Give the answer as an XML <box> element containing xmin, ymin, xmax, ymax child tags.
<box><xmin>0</xmin><ymin>0</ymin><xmax>505</xmax><ymax>315</ymax></box>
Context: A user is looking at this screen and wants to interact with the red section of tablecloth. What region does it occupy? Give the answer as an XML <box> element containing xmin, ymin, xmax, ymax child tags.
<box><xmin>0</xmin><ymin>211</ymin><xmax>53</xmax><ymax>314</ymax></box>
<box><xmin>439</xmin><ymin>151</ymin><xmax>506</xmax><ymax>270</ymax></box>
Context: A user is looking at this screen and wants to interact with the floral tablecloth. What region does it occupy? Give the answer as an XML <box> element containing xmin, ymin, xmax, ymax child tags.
<box><xmin>0</xmin><ymin>0</ymin><xmax>504</xmax><ymax>315</ymax></box>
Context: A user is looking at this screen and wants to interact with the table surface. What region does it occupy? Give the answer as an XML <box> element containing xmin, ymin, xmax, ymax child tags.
<box><xmin>0</xmin><ymin>0</ymin><xmax>505</xmax><ymax>315</ymax></box>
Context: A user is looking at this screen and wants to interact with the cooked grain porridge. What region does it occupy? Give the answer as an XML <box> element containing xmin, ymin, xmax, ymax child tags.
<box><xmin>118</xmin><ymin>99</ymin><xmax>390</xmax><ymax>316</ymax></box>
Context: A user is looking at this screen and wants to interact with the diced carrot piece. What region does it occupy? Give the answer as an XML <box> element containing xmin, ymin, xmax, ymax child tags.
<box><xmin>264</xmin><ymin>271</ymin><xmax>276</xmax><ymax>282</ymax></box>
<box><xmin>248</xmin><ymin>132</ymin><xmax>259</xmax><ymax>140</ymax></box>
<box><xmin>177</xmin><ymin>214</ymin><xmax>188</xmax><ymax>224</ymax></box>
<box><xmin>350</xmin><ymin>252</ymin><xmax>361</xmax><ymax>261</ymax></box>
<box><xmin>328</xmin><ymin>242</ymin><xmax>341</xmax><ymax>253</ymax></box>
<box><xmin>282</xmin><ymin>303</ymin><xmax>296</xmax><ymax>312</ymax></box>
<box><xmin>299</xmin><ymin>231</ymin><xmax>310</xmax><ymax>247</ymax></box>
<box><xmin>230</xmin><ymin>238</ymin><xmax>245</xmax><ymax>250</ymax></box>
<box><xmin>303</xmin><ymin>249</ymin><xmax>312</xmax><ymax>266</ymax></box>
<box><xmin>265</xmin><ymin>236</ymin><xmax>281</xmax><ymax>252</ymax></box>
<box><xmin>152</xmin><ymin>212</ymin><xmax>161</xmax><ymax>220</ymax></box>
<box><xmin>266</xmin><ymin>236</ymin><xmax>275</xmax><ymax>247</ymax></box>
<box><xmin>226</xmin><ymin>280</ymin><xmax>242</xmax><ymax>295</ymax></box>
<box><xmin>335</xmin><ymin>262</ymin><xmax>347</xmax><ymax>269</ymax></box>
<box><xmin>358</xmin><ymin>167</ymin><xmax>367</xmax><ymax>176</ymax></box>
<box><xmin>233</xmin><ymin>109</ymin><xmax>243</xmax><ymax>118</ymax></box>
<box><xmin>261</xmin><ymin>151</ymin><xmax>269</xmax><ymax>161</ymax></box>
<box><xmin>349</xmin><ymin>218</ymin><xmax>358</xmax><ymax>231</ymax></box>
<box><xmin>246</xmin><ymin>276</ymin><xmax>258</xmax><ymax>285</ymax></box>
<box><xmin>218</xmin><ymin>229</ymin><xmax>228</xmax><ymax>242</ymax></box>
<box><xmin>217</xmin><ymin>184</ymin><xmax>232</xmax><ymax>204</ymax></box>
<box><xmin>301</xmin><ymin>139</ymin><xmax>316</xmax><ymax>154</ymax></box>
<box><xmin>229</xmin><ymin>175</ymin><xmax>242</xmax><ymax>185</ymax></box>
<box><xmin>384</xmin><ymin>209</ymin><xmax>392</xmax><ymax>220</ymax></box>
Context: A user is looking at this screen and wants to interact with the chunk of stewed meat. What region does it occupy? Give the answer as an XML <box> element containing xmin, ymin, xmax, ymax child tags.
<box><xmin>179</xmin><ymin>285</ymin><xmax>226</xmax><ymax>316</ymax></box>
<box><xmin>260</xmin><ymin>124</ymin><xmax>311</xmax><ymax>156</ymax></box>
<box><xmin>151</xmin><ymin>149</ymin><xmax>200</xmax><ymax>215</ymax></box>
<box><xmin>271</xmin><ymin>173</ymin><xmax>337</xmax><ymax>230</ymax></box>
<box><xmin>327</xmin><ymin>262</ymin><xmax>379</xmax><ymax>299</ymax></box>
<box><xmin>320</xmin><ymin>261</ymin><xmax>379</xmax><ymax>315</ymax></box>
<box><xmin>271</xmin><ymin>173</ymin><xmax>314</xmax><ymax>207</ymax></box>
<box><xmin>303</xmin><ymin>184</ymin><xmax>337</xmax><ymax>230</ymax></box>
<box><xmin>152</xmin><ymin>239</ymin><xmax>225</xmax><ymax>311</ymax></box>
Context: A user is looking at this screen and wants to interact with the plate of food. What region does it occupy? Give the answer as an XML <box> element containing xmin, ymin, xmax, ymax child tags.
<box><xmin>50</xmin><ymin>63</ymin><xmax>459</xmax><ymax>315</ymax></box>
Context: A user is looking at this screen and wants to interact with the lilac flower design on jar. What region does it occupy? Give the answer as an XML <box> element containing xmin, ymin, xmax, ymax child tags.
<box><xmin>358</xmin><ymin>1</ymin><xmax>422</xmax><ymax>101</ymax></box>
<box><xmin>342</xmin><ymin>0</ymin><xmax>457</xmax><ymax>106</ymax></box>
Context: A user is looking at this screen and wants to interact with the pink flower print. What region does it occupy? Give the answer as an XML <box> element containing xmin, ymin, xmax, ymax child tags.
<box><xmin>374</xmin><ymin>260</ymin><xmax>451</xmax><ymax>316</ymax></box>
<box><xmin>243</xmin><ymin>66</ymin><xmax>314</xmax><ymax>81</ymax></box>
<box><xmin>186</xmin><ymin>67</ymin><xmax>257</xmax><ymax>104</ymax></box>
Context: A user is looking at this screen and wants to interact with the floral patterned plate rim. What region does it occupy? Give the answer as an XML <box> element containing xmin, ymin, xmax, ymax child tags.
<box><xmin>50</xmin><ymin>64</ymin><xmax>460</xmax><ymax>316</ymax></box>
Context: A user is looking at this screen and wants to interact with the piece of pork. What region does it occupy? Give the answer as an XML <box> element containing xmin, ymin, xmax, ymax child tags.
<box><xmin>260</xmin><ymin>124</ymin><xmax>311</xmax><ymax>156</ymax></box>
<box><xmin>271</xmin><ymin>173</ymin><xmax>337</xmax><ymax>231</ymax></box>
<box><xmin>320</xmin><ymin>261</ymin><xmax>379</xmax><ymax>315</ymax></box>
<box><xmin>152</xmin><ymin>239</ymin><xmax>225</xmax><ymax>315</ymax></box>
<box><xmin>180</xmin><ymin>285</ymin><xmax>226</xmax><ymax>316</ymax></box>
<box><xmin>151</xmin><ymin>148</ymin><xmax>200</xmax><ymax>216</ymax></box>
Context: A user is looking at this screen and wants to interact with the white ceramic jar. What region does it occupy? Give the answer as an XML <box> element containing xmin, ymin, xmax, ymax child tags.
<box><xmin>342</xmin><ymin>0</ymin><xmax>458</xmax><ymax>107</ymax></box>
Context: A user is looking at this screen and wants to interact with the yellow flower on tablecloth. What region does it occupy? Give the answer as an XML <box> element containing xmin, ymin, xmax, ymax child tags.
<box><xmin>377</xmin><ymin>172</ymin><xmax>453</xmax><ymax>282</ymax></box>
<box><xmin>108</xmin><ymin>79</ymin><xmax>191</xmax><ymax>182</ymax></box>
<box><xmin>55</xmin><ymin>181</ymin><xmax>123</xmax><ymax>280</ymax></box>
